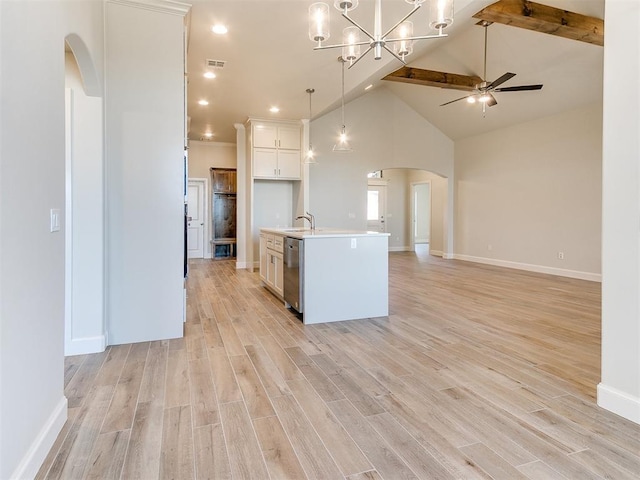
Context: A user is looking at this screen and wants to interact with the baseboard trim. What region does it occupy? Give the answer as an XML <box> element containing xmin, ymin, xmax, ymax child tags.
<box><xmin>430</xmin><ymin>250</ymin><xmax>443</xmax><ymax>257</ymax></box>
<box><xmin>597</xmin><ymin>383</ymin><xmax>640</xmax><ymax>425</ymax></box>
<box><xmin>10</xmin><ymin>396</ymin><xmax>68</xmax><ymax>480</ymax></box>
<box><xmin>388</xmin><ymin>246</ymin><xmax>412</xmax><ymax>252</ymax></box>
<box><xmin>64</xmin><ymin>335</ymin><xmax>106</xmax><ymax>356</ymax></box>
<box><xmin>453</xmin><ymin>254</ymin><xmax>601</xmax><ymax>282</ymax></box>
<box><xmin>235</xmin><ymin>261</ymin><xmax>248</xmax><ymax>270</ymax></box>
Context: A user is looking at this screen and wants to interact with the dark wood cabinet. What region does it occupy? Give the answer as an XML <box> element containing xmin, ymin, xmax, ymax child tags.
<box><xmin>211</xmin><ymin>168</ymin><xmax>237</xmax><ymax>258</ymax></box>
<box><xmin>213</xmin><ymin>169</ymin><xmax>236</xmax><ymax>193</ymax></box>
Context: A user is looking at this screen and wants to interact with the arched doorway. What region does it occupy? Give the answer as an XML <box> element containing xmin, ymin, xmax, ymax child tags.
<box><xmin>64</xmin><ymin>35</ymin><xmax>105</xmax><ymax>355</ymax></box>
<box><xmin>367</xmin><ymin>168</ymin><xmax>448</xmax><ymax>257</ymax></box>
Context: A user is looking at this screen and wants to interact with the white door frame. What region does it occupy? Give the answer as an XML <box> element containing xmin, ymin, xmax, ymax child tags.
<box><xmin>410</xmin><ymin>181</ymin><xmax>432</xmax><ymax>252</ymax></box>
<box><xmin>367</xmin><ymin>178</ymin><xmax>388</xmax><ymax>233</ymax></box>
<box><xmin>187</xmin><ymin>178</ymin><xmax>209</xmax><ymax>259</ymax></box>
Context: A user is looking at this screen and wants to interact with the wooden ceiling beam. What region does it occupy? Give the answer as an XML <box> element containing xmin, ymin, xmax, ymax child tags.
<box><xmin>383</xmin><ymin>67</ymin><xmax>483</xmax><ymax>91</ymax></box>
<box><xmin>473</xmin><ymin>0</ymin><xmax>604</xmax><ymax>46</ymax></box>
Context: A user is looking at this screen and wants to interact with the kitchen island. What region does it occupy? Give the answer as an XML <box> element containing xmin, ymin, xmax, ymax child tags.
<box><xmin>260</xmin><ymin>228</ymin><xmax>390</xmax><ymax>325</ymax></box>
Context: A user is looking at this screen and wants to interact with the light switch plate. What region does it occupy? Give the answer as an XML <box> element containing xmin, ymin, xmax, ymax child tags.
<box><xmin>351</xmin><ymin>238</ymin><xmax>357</xmax><ymax>249</ymax></box>
<box><xmin>50</xmin><ymin>208</ymin><xmax>61</xmax><ymax>232</ymax></box>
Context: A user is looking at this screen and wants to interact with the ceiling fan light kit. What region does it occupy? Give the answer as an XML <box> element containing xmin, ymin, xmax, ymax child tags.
<box><xmin>309</xmin><ymin>0</ymin><xmax>454</xmax><ymax>68</ymax></box>
<box><xmin>440</xmin><ymin>22</ymin><xmax>543</xmax><ymax>112</ymax></box>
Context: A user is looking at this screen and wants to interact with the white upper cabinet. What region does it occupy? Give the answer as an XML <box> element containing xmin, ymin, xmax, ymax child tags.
<box><xmin>253</xmin><ymin>124</ymin><xmax>300</xmax><ymax>150</ymax></box>
<box><xmin>253</xmin><ymin>124</ymin><xmax>278</xmax><ymax>148</ymax></box>
<box><xmin>276</xmin><ymin>126</ymin><xmax>301</xmax><ymax>150</ymax></box>
<box><xmin>249</xmin><ymin>120</ymin><xmax>301</xmax><ymax>180</ymax></box>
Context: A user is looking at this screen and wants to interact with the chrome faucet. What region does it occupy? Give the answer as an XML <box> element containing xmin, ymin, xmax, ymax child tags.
<box><xmin>296</xmin><ymin>211</ymin><xmax>316</xmax><ymax>230</ymax></box>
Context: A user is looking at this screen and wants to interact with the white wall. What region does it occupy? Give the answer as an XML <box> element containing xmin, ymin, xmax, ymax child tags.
<box><xmin>188</xmin><ymin>140</ymin><xmax>236</xmax><ymax>178</ymax></box>
<box><xmin>599</xmin><ymin>0</ymin><xmax>640</xmax><ymax>425</ymax></box>
<box><xmin>414</xmin><ymin>184</ymin><xmax>430</xmax><ymax>243</ymax></box>
<box><xmin>309</xmin><ymin>87</ymin><xmax>455</xmax><ymax>256</ymax></box>
<box><xmin>105</xmin><ymin>1</ymin><xmax>187</xmax><ymax>344</ymax></box>
<box><xmin>64</xmin><ymin>52</ymin><xmax>105</xmax><ymax>355</ymax></box>
<box><xmin>252</xmin><ymin>181</ymin><xmax>294</xmax><ymax>262</ymax></box>
<box><xmin>379</xmin><ymin>169</ymin><xmax>409</xmax><ymax>250</ymax></box>
<box><xmin>0</xmin><ymin>1</ymin><xmax>104</xmax><ymax>477</ymax></box>
<box><xmin>454</xmin><ymin>103</ymin><xmax>603</xmax><ymax>280</ymax></box>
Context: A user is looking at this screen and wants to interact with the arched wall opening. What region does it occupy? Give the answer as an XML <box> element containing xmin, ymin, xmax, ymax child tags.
<box><xmin>367</xmin><ymin>168</ymin><xmax>448</xmax><ymax>257</ymax></box>
<box><xmin>64</xmin><ymin>35</ymin><xmax>105</xmax><ymax>356</ymax></box>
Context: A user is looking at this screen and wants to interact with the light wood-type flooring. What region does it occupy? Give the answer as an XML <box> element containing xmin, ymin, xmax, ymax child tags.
<box><xmin>37</xmin><ymin>249</ymin><xmax>640</xmax><ymax>479</ymax></box>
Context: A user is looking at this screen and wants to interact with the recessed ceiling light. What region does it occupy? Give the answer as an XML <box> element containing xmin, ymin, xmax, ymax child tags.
<box><xmin>364</xmin><ymin>84</ymin><xmax>373</xmax><ymax>90</ymax></box>
<box><xmin>211</xmin><ymin>24</ymin><xmax>228</xmax><ymax>35</ymax></box>
<box><xmin>269</xmin><ymin>106</ymin><xmax>280</xmax><ymax>113</ymax></box>
<box><xmin>203</xmin><ymin>71</ymin><xmax>216</xmax><ymax>79</ymax></box>
<box><xmin>198</xmin><ymin>99</ymin><xmax>209</xmax><ymax>106</ymax></box>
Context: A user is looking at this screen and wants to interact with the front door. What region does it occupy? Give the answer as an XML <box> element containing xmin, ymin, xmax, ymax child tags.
<box><xmin>187</xmin><ymin>179</ymin><xmax>205</xmax><ymax>258</ymax></box>
<box><xmin>367</xmin><ymin>184</ymin><xmax>387</xmax><ymax>232</ymax></box>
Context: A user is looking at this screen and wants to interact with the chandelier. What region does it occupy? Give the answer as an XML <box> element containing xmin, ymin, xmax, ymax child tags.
<box><xmin>308</xmin><ymin>0</ymin><xmax>454</xmax><ymax>68</ymax></box>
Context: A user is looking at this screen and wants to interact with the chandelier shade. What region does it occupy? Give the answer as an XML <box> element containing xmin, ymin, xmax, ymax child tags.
<box><xmin>309</xmin><ymin>3</ymin><xmax>330</xmax><ymax>42</ymax></box>
<box><xmin>342</xmin><ymin>26</ymin><xmax>361</xmax><ymax>64</ymax></box>
<box><xmin>430</xmin><ymin>0</ymin><xmax>454</xmax><ymax>31</ymax></box>
<box><xmin>308</xmin><ymin>0</ymin><xmax>454</xmax><ymax>68</ymax></box>
<box><xmin>392</xmin><ymin>21</ymin><xmax>413</xmax><ymax>59</ymax></box>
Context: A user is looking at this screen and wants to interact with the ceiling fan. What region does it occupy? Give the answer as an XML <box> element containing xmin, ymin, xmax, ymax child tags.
<box><xmin>440</xmin><ymin>21</ymin><xmax>543</xmax><ymax>110</ymax></box>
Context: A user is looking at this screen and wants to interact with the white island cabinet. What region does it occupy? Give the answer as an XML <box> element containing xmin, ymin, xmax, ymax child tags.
<box><xmin>260</xmin><ymin>228</ymin><xmax>390</xmax><ymax>325</ymax></box>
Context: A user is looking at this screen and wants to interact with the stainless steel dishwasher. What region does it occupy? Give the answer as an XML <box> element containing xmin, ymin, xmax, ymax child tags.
<box><xmin>284</xmin><ymin>237</ymin><xmax>303</xmax><ymax>313</ymax></box>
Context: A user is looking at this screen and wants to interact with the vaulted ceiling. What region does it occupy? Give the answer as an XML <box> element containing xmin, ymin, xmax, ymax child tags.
<box><xmin>186</xmin><ymin>0</ymin><xmax>604</xmax><ymax>143</ymax></box>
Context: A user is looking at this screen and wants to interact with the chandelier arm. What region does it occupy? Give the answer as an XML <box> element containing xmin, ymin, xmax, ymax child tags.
<box><xmin>385</xmin><ymin>33</ymin><xmax>448</xmax><ymax>43</ymax></box>
<box><xmin>340</xmin><ymin>12</ymin><xmax>375</xmax><ymax>41</ymax></box>
<box><xmin>313</xmin><ymin>40</ymin><xmax>371</xmax><ymax>51</ymax></box>
<box><xmin>346</xmin><ymin>46</ymin><xmax>373</xmax><ymax>69</ymax></box>
<box><xmin>382</xmin><ymin>44</ymin><xmax>407</xmax><ymax>65</ymax></box>
<box><xmin>381</xmin><ymin>4</ymin><xmax>421</xmax><ymax>39</ymax></box>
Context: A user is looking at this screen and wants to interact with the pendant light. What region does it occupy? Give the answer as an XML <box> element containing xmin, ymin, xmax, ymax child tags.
<box><xmin>305</xmin><ymin>88</ymin><xmax>317</xmax><ymax>164</ymax></box>
<box><xmin>333</xmin><ymin>57</ymin><xmax>352</xmax><ymax>153</ymax></box>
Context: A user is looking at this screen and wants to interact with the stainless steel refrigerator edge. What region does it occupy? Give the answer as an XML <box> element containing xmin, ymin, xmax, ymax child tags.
<box><xmin>284</xmin><ymin>237</ymin><xmax>304</xmax><ymax>313</ymax></box>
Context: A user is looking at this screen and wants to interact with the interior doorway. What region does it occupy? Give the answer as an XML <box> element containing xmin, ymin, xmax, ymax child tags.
<box><xmin>411</xmin><ymin>182</ymin><xmax>431</xmax><ymax>252</ymax></box>
<box><xmin>367</xmin><ymin>180</ymin><xmax>387</xmax><ymax>233</ymax></box>
<box><xmin>187</xmin><ymin>178</ymin><xmax>207</xmax><ymax>259</ymax></box>
<box><xmin>64</xmin><ymin>37</ymin><xmax>104</xmax><ymax>356</ymax></box>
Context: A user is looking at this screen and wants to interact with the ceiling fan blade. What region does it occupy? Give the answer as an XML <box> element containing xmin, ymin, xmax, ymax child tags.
<box><xmin>440</xmin><ymin>95</ymin><xmax>473</xmax><ymax>107</ymax></box>
<box><xmin>486</xmin><ymin>93</ymin><xmax>498</xmax><ymax>107</ymax></box>
<box><xmin>494</xmin><ymin>84</ymin><xmax>544</xmax><ymax>92</ymax></box>
<box><xmin>487</xmin><ymin>72</ymin><xmax>516</xmax><ymax>89</ymax></box>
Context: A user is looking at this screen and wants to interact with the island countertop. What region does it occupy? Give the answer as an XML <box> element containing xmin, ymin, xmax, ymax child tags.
<box><xmin>260</xmin><ymin>227</ymin><xmax>390</xmax><ymax>239</ymax></box>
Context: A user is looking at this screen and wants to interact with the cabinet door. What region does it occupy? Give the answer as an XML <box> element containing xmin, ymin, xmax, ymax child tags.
<box><xmin>277</xmin><ymin>150</ymin><xmax>301</xmax><ymax>179</ymax></box>
<box><xmin>266</xmin><ymin>251</ymin><xmax>276</xmax><ymax>288</ymax></box>
<box><xmin>213</xmin><ymin>170</ymin><xmax>236</xmax><ymax>193</ymax></box>
<box><xmin>253</xmin><ymin>124</ymin><xmax>278</xmax><ymax>148</ymax></box>
<box><xmin>253</xmin><ymin>148</ymin><xmax>278</xmax><ymax>178</ymax></box>
<box><xmin>277</xmin><ymin>126</ymin><xmax>301</xmax><ymax>150</ymax></box>
<box><xmin>259</xmin><ymin>235</ymin><xmax>267</xmax><ymax>282</ymax></box>
<box><xmin>274</xmin><ymin>253</ymin><xmax>284</xmax><ymax>296</ymax></box>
